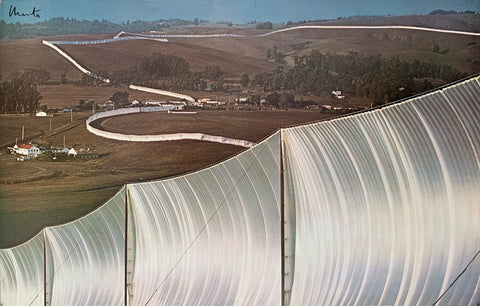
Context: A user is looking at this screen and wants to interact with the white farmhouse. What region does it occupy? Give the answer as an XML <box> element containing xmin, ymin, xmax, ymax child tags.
<box><xmin>16</xmin><ymin>144</ymin><xmax>42</xmax><ymax>159</ymax></box>
<box><xmin>36</xmin><ymin>111</ymin><xmax>47</xmax><ymax>117</ymax></box>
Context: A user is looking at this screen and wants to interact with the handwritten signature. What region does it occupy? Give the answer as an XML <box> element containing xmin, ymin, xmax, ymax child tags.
<box><xmin>9</xmin><ymin>5</ymin><xmax>41</xmax><ymax>18</ymax></box>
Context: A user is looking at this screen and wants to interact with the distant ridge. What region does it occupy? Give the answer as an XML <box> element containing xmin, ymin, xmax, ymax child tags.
<box><xmin>1</xmin><ymin>13</ymin><xmax>479</xmax><ymax>40</ymax></box>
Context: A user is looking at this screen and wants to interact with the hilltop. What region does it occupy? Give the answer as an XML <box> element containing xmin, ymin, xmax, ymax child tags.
<box><xmin>1</xmin><ymin>15</ymin><xmax>479</xmax><ymax>83</ymax></box>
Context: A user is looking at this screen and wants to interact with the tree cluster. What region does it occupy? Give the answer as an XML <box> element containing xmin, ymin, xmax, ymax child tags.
<box><xmin>429</xmin><ymin>10</ymin><xmax>476</xmax><ymax>15</ymax></box>
<box><xmin>108</xmin><ymin>53</ymin><xmax>226</xmax><ymax>91</ymax></box>
<box><xmin>266</xmin><ymin>47</ymin><xmax>286</xmax><ymax>65</ymax></box>
<box><xmin>0</xmin><ymin>17</ymin><xmax>207</xmax><ymax>40</ymax></box>
<box><xmin>254</xmin><ymin>51</ymin><xmax>465</xmax><ymax>105</ymax></box>
<box><xmin>0</xmin><ymin>69</ymin><xmax>48</xmax><ymax>113</ymax></box>
<box><xmin>266</xmin><ymin>92</ymin><xmax>295</xmax><ymax>109</ymax></box>
<box><xmin>109</xmin><ymin>91</ymin><xmax>130</xmax><ymax>108</ymax></box>
<box><xmin>256</xmin><ymin>22</ymin><xmax>273</xmax><ymax>29</ymax></box>
<box><xmin>110</xmin><ymin>52</ymin><xmax>190</xmax><ymax>86</ymax></box>
<box><xmin>78</xmin><ymin>99</ymin><xmax>97</xmax><ymax>111</ymax></box>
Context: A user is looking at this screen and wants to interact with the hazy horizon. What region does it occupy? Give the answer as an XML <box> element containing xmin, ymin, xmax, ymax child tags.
<box><xmin>1</xmin><ymin>0</ymin><xmax>479</xmax><ymax>25</ymax></box>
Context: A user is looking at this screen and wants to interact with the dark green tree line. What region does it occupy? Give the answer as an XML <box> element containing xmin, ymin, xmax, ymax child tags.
<box><xmin>109</xmin><ymin>91</ymin><xmax>130</xmax><ymax>108</ymax></box>
<box><xmin>108</xmin><ymin>53</ymin><xmax>226</xmax><ymax>91</ymax></box>
<box><xmin>0</xmin><ymin>17</ymin><xmax>207</xmax><ymax>40</ymax></box>
<box><xmin>0</xmin><ymin>70</ymin><xmax>44</xmax><ymax>113</ymax></box>
<box><xmin>254</xmin><ymin>51</ymin><xmax>465</xmax><ymax>105</ymax></box>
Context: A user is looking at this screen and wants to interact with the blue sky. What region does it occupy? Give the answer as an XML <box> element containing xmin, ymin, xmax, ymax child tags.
<box><xmin>1</xmin><ymin>0</ymin><xmax>479</xmax><ymax>24</ymax></box>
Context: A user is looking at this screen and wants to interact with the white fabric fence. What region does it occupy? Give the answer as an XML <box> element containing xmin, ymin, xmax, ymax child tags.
<box><xmin>0</xmin><ymin>231</ymin><xmax>44</xmax><ymax>305</ymax></box>
<box><xmin>129</xmin><ymin>85</ymin><xmax>196</xmax><ymax>103</ymax></box>
<box><xmin>127</xmin><ymin>132</ymin><xmax>281</xmax><ymax>305</ymax></box>
<box><xmin>1</xmin><ymin>76</ymin><xmax>480</xmax><ymax>305</ymax></box>
<box><xmin>86</xmin><ymin>107</ymin><xmax>256</xmax><ymax>148</ymax></box>
<box><xmin>42</xmin><ymin>40</ymin><xmax>111</xmax><ymax>83</ymax></box>
<box><xmin>284</xmin><ymin>76</ymin><xmax>480</xmax><ymax>305</ymax></box>
<box><xmin>46</xmin><ymin>36</ymin><xmax>168</xmax><ymax>45</ymax></box>
<box><xmin>119</xmin><ymin>25</ymin><xmax>480</xmax><ymax>39</ymax></box>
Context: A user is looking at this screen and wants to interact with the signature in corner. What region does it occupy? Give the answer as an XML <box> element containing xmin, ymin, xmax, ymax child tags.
<box><xmin>9</xmin><ymin>5</ymin><xmax>41</xmax><ymax>18</ymax></box>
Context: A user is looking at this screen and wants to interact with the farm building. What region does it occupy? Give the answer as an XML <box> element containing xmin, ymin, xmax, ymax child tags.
<box><xmin>144</xmin><ymin>99</ymin><xmax>171</xmax><ymax>106</ymax></box>
<box><xmin>236</xmin><ymin>97</ymin><xmax>248</xmax><ymax>103</ymax></box>
<box><xmin>68</xmin><ymin>148</ymin><xmax>78</xmax><ymax>157</ymax></box>
<box><xmin>35</xmin><ymin>111</ymin><xmax>47</xmax><ymax>117</ymax></box>
<box><xmin>332</xmin><ymin>90</ymin><xmax>345</xmax><ymax>99</ymax></box>
<box><xmin>144</xmin><ymin>99</ymin><xmax>185</xmax><ymax>110</ymax></box>
<box><xmin>51</xmin><ymin>147</ymin><xmax>69</xmax><ymax>154</ymax></box>
<box><xmin>104</xmin><ymin>100</ymin><xmax>115</xmax><ymax>110</ymax></box>
<box><xmin>15</xmin><ymin>144</ymin><xmax>42</xmax><ymax>159</ymax></box>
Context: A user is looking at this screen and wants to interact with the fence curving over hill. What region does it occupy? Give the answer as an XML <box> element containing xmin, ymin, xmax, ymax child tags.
<box><xmin>42</xmin><ymin>40</ymin><xmax>111</xmax><ymax>83</ymax></box>
<box><xmin>1</xmin><ymin>76</ymin><xmax>480</xmax><ymax>305</ymax></box>
<box><xmin>129</xmin><ymin>85</ymin><xmax>196</xmax><ymax>103</ymax></box>
<box><xmin>86</xmin><ymin>107</ymin><xmax>256</xmax><ymax>148</ymax></box>
<box><xmin>46</xmin><ymin>36</ymin><xmax>168</xmax><ymax>45</ymax></box>
<box><xmin>119</xmin><ymin>25</ymin><xmax>480</xmax><ymax>39</ymax></box>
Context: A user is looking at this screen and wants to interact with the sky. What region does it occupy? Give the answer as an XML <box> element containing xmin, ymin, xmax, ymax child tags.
<box><xmin>1</xmin><ymin>0</ymin><xmax>479</xmax><ymax>24</ymax></box>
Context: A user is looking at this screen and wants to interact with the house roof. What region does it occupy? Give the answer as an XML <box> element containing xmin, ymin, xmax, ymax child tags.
<box><xmin>18</xmin><ymin>144</ymin><xmax>33</xmax><ymax>149</ymax></box>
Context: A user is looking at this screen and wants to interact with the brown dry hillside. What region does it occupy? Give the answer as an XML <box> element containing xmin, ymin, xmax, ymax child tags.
<box><xmin>1</xmin><ymin>18</ymin><xmax>480</xmax><ymax>81</ymax></box>
<box><xmin>51</xmin><ymin>27</ymin><xmax>480</xmax><ymax>77</ymax></box>
<box><xmin>178</xmin><ymin>28</ymin><xmax>480</xmax><ymax>74</ymax></box>
<box><xmin>0</xmin><ymin>37</ymin><xmax>82</xmax><ymax>81</ymax></box>
<box><xmin>59</xmin><ymin>39</ymin><xmax>276</xmax><ymax>76</ymax></box>
<box><xmin>0</xmin><ymin>34</ymin><xmax>112</xmax><ymax>81</ymax></box>
<box><xmin>310</xmin><ymin>14</ymin><xmax>480</xmax><ymax>32</ymax></box>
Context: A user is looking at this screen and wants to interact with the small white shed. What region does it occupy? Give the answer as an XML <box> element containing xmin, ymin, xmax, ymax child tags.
<box><xmin>68</xmin><ymin>148</ymin><xmax>78</xmax><ymax>157</ymax></box>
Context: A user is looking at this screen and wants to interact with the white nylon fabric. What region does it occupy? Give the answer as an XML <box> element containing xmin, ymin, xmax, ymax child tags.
<box><xmin>0</xmin><ymin>231</ymin><xmax>44</xmax><ymax>306</ymax></box>
<box><xmin>284</xmin><ymin>77</ymin><xmax>480</xmax><ymax>305</ymax></box>
<box><xmin>86</xmin><ymin>108</ymin><xmax>256</xmax><ymax>147</ymax></box>
<box><xmin>127</xmin><ymin>132</ymin><xmax>281</xmax><ymax>305</ymax></box>
<box><xmin>44</xmin><ymin>188</ymin><xmax>126</xmax><ymax>305</ymax></box>
<box><xmin>129</xmin><ymin>85</ymin><xmax>196</xmax><ymax>103</ymax></box>
<box><xmin>1</xmin><ymin>76</ymin><xmax>480</xmax><ymax>305</ymax></box>
<box><xmin>42</xmin><ymin>40</ymin><xmax>111</xmax><ymax>83</ymax></box>
<box><xmin>120</xmin><ymin>25</ymin><xmax>480</xmax><ymax>38</ymax></box>
<box><xmin>46</xmin><ymin>36</ymin><xmax>168</xmax><ymax>45</ymax></box>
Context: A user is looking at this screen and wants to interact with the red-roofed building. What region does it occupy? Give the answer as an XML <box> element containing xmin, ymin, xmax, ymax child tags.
<box><xmin>15</xmin><ymin>144</ymin><xmax>42</xmax><ymax>159</ymax></box>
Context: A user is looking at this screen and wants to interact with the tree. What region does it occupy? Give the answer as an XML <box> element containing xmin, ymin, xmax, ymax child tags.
<box><xmin>79</xmin><ymin>99</ymin><xmax>96</xmax><ymax>111</ymax></box>
<box><xmin>250</xmin><ymin>94</ymin><xmax>261</xmax><ymax>105</ymax></box>
<box><xmin>22</xmin><ymin>68</ymin><xmax>51</xmax><ymax>86</ymax></box>
<box><xmin>81</xmin><ymin>74</ymin><xmax>96</xmax><ymax>87</ymax></box>
<box><xmin>256</xmin><ymin>22</ymin><xmax>273</xmax><ymax>29</ymax></box>
<box><xmin>0</xmin><ymin>72</ymin><xmax>42</xmax><ymax>113</ymax></box>
<box><xmin>279</xmin><ymin>93</ymin><xmax>294</xmax><ymax>109</ymax></box>
<box><xmin>205</xmin><ymin>65</ymin><xmax>223</xmax><ymax>81</ymax></box>
<box><xmin>60</xmin><ymin>70</ymin><xmax>67</xmax><ymax>85</ymax></box>
<box><xmin>274</xmin><ymin>50</ymin><xmax>286</xmax><ymax>65</ymax></box>
<box><xmin>266</xmin><ymin>49</ymin><xmax>272</xmax><ymax>59</ymax></box>
<box><xmin>110</xmin><ymin>91</ymin><xmax>129</xmax><ymax>108</ymax></box>
<box><xmin>240</xmin><ymin>73</ymin><xmax>250</xmax><ymax>87</ymax></box>
<box><xmin>266</xmin><ymin>92</ymin><xmax>280</xmax><ymax>108</ymax></box>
